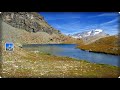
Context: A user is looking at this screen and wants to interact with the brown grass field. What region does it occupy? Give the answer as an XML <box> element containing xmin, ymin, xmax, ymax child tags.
<box><xmin>77</xmin><ymin>36</ymin><xmax>120</xmax><ymax>55</ymax></box>
<box><xmin>1</xmin><ymin>42</ymin><xmax>120</xmax><ymax>78</ymax></box>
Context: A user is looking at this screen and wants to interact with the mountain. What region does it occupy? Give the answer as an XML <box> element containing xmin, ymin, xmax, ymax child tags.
<box><xmin>71</xmin><ymin>29</ymin><xmax>109</xmax><ymax>44</ymax></box>
<box><xmin>71</xmin><ymin>29</ymin><xmax>108</xmax><ymax>38</ymax></box>
<box><xmin>0</xmin><ymin>12</ymin><xmax>75</xmax><ymax>44</ymax></box>
<box><xmin>1</xmin><ymin>12</ymin><xmax>61</xmax><ymax>34</ymax></box>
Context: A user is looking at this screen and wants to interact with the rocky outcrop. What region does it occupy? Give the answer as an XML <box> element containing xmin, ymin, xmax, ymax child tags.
<box><xmin>1</xmin><ymin>12</ymin><xmax>61</xmax><ymax>34</ymax></box>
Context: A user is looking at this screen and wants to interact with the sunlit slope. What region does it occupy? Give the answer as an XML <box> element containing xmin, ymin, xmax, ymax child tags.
<box><xmin>1</xmin><ymin>21</ymin><xmax>71</xmax><ymax>44</ymax></box>
<box><xmin>77</xmin><ymin>36</ymin><xmax>120</xmax><ymax>55</ymax></box>
<box><xmin>1</xmin><ymin>42</ymin><xmax>120</xmax><ymax>78</ymax></box>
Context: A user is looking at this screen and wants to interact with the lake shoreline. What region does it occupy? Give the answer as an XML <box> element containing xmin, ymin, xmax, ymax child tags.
<box><xmin>2</xmin><ymin>43</ymin><xmax>120</xmax><ymax>78</ymax></box>
<box><xmin>39</xmin><ymin>52</ymin><xmax>120</xmax><ymax>67</ymax></box>
<box><xmin>23</xmin><ymin>43</ymin><xmax>120</xmax><ymax>56</ymax></box>
<box><xmin>22</xmin><ymin>43</ymin><xmax>120</xmax><ymax>67</ymax></box>
<box><xmin>78</xmin><ymin>48</ymin><xmax>120</xmax><ymax>56</ymax></box>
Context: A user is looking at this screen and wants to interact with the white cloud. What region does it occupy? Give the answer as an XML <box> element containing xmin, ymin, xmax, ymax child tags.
<box><xmin>54</xmin><ymin>21</ymin><xmax>81</xmax><ymax>31</ymax></box>
<box><xmin>46</xmin><ymin>16</ymin><xmax>81</xmax><ymax>21</ymax></box>
<box><xmin>88</xmin><ymin>13</ymin><xmax>118</xmax><ymax>18</ymax></box>
<box><xmin>100</xmin><ymin>18</ymin><xmax>118</xmax><ymax>26</ymax></box>
<box><xmin>97</xmin><ymin>13</ymin><xmax>117</xmax><ymax>17</ymax></box>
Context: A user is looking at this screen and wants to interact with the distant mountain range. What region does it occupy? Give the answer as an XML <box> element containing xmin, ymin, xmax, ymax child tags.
<box><xmin>70</xmin><ymin>29</ymin><xmax>110</xmax><ymax>44</ymax></box>
<box><xmin>70</xmin><ymin>29</ymin><xmax>109</xmax><ymax>38</ymax></box>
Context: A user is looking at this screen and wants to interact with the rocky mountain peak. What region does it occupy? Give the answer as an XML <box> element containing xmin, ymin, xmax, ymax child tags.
<box><xmin>71</xmin><ymin>29</ymin><xmax>108</xmax><ymax>39</ymax></box>
<box><xmin>70</xmin><ymin>29</ymin><xmax>109</xmax><ymax>44</ymax></box>
<box><xmin>1</xmin><ymin>12</ymin><xmax>61</xmax><ymax>34</ymax></box>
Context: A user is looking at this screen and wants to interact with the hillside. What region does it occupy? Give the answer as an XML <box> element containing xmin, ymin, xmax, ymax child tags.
<box><xmin>77</xmin><ymin>35</ymin><xmax>120</xmax><ymax>55</ymax></box>
<box><xmin>1</xmin><ymin>12</ymin><xmax>60</xmax><ymax>34</ymax></box>
<box><xmin>1</xmin><ymin>12</ymin><xmax>79</xmax><ymax>45</ymax></box>
<box><xmin>1</xmin><ymin>21</ymin><xmax>63</xmax><ymax>44</ymax></box>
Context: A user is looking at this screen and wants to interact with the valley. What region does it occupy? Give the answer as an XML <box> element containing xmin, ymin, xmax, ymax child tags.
<box><xmin>0</xmin><ymin>12</ymin><xmax>120</xmax><ymax>78</ymax></box>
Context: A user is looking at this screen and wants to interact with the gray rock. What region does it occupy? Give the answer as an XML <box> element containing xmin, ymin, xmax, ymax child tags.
<box><xmin>1</xmin><ymin>12</ymin><xmax>61</xmax><ymax>34</ymax></box>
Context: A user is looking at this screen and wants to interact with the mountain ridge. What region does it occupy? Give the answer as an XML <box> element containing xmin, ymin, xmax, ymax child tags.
<box><xmin>70</xmin><ymin>29</ymin><xmax>110</xmax><ymax>44</ymax></box>
<box><xmin>70</xmin><ymin>29</ymin><xmax>109</xmax><ymax>38</ymax></box>
<box><xmin>1</xmin><ymin>12</ymin><xmax>61</xmax><ymax>34</ymax></box>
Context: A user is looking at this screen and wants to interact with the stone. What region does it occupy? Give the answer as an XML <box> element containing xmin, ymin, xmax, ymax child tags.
<box><xmin>1</xmin><ymin>12</ymin><xmax>61</xmax><ymax>34</ymax></box>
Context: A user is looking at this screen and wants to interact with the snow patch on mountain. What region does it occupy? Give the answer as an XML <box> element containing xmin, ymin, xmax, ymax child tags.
<box><xmin>92</xmin><ymin>29</ymin><xmax>103</xmax><ymax>35</ymax></box>
<box><xmin>70</xmin><ymin>29</ymin><xmax>106</xmax><ymax>38</ymax></box>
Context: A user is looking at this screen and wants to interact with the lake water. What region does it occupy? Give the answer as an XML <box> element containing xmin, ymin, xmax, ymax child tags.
<box><xmin>23</xmin><ymin>44</ymin><xmax>120</xmax><ymax>67</ymax></box>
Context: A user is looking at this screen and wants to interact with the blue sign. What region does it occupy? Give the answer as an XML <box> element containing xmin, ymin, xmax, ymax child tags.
<box><xmin>5</xmin><ymin>42</ymin><xmax>14</xmax><ymax>51</ymax></box>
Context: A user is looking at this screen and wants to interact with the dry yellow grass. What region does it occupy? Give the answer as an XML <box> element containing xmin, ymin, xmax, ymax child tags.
<box><xmin>77</xmin><ymin>36</ymin><xmax>120</xmax><ymax>55</ymax></box>
<box><xmin>1</xmin><ymin>42</ymin><xmax>120</xmax><ymax>78</ymax></box>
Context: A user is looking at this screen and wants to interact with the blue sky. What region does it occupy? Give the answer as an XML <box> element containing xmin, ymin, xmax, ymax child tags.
<box><xmin>39</xmin><ymin>12</ymin><xmax>119</xmax><ymax>35</ymax></box>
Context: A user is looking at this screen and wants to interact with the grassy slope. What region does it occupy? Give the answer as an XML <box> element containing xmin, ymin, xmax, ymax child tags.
<box><xmin>2</xmin><ymin>43</ymin><xmax>120</xmax><ymax>78</ymax></box>
<box><xmin>1</xmin><ymin>21</ymin><xmax>69</xmax><ymax>44</ymax></box>
<box><xmin>77</xmin><ymin>36</ymin><xmax>120</xmax><ymax>55</ymax></box>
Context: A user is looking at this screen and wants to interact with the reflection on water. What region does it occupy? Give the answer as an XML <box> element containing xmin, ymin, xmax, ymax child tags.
<box><xmin>23</xmin><ymin>44</ymin><xmax>120</xmax><ymax>67</ymax></box>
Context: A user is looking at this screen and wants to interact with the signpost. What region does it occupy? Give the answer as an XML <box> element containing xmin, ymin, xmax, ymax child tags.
<box><xmin>5</xmin><ymin>42</ymin><xmax>14</xmax><ymax>51</ymax></box>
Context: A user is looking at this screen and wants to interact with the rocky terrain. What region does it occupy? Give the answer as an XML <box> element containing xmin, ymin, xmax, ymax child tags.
<box><xmin>1</xmin><ymin>12</ymin><xmax>60</xmax><ymax>34</ymax></box>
